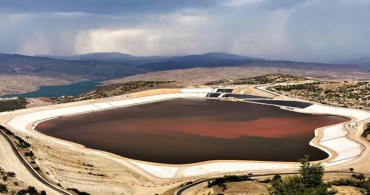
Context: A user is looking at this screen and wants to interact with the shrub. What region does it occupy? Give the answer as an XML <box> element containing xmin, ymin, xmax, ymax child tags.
<box><xmin>17</xmin><ymin>186</ymin><xmax>38</xmax><ymax>195</ymax></box>
<box><xmin>14</xmin><ymin>135</ymin><xmax>31</xmax><ymax>148</ymax></box>
<box><xmin>26</xmin><ymin>186</ymin><xmax>37</xmax><ymax>194</ymax></box>
<box><xmin>19</xmin><ymin>139</ymin><xmax>31</xmax><ymax>148</ymax></box>
<box><xmin>0</xmin><ymin>183</ymin><xmax>8</xmax><ymax>193</ymax></box>
<box><xmin>207</xmin><ymin>175</ymin><xmax>252</xmax><ymax>188</ymax></box>
<box><xmin>0</xmin><ymin>126</ymin><xmax>14</xmax><ymax>136</ymax></box>
<box><xmin>273</xmin><ymin>174</ymin><xmax>281</xmax><ymax>180</ymax></box>
<box><xmin>7</xmin><ymin>172</ymin><xmax>16</xmax><ymax>177</ymax></box>
<box><xmin>0</xmin><ymin>97</ymin><xmax>27</xmax><ymax>112</ymax></box>
<box><xmin>351</xmin><ymin>173</ymin><xmax>366</xmax><ymax>181</ymax></box>
<box><xmin>67</xmin><ymin>188</ymin><xmax>91</xmax><ymax>195</ymax></box>
<box><xmin>260</xmin><ymin>178</ymin><xmax>272</xmax><ymax>183</ymax></box>
<box><xmin>330</xmin><ymin>178</ymin><xmax>370</xmax><ymax>194</ymax></box>
<box><xmin>25</xmin><ymin>151</ymin><xmax>34</xmax><ymax>157</ymax></box>
<box><xmin>361</xmin><ymin>123</ymin><xmax>370</xmax><ymax>138</ymax></box>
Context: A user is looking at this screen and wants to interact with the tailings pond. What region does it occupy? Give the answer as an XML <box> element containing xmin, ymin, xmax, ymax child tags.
<box><xmin>36</xmin><ymin>99</ymin><xmax>347</xmax><ymax>164</ymax></box>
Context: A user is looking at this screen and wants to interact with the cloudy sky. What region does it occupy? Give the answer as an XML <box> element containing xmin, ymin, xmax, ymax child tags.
<box><xmin>0</xmin><ymin>0</ymin><xmax>369</xmax><ymax>61</ymax></box>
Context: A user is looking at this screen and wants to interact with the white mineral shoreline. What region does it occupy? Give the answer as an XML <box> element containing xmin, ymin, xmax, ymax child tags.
<box><xmin>4</xmin><ymin>88</ymin><xmax>370</xmax><ymax>178</ymax></box>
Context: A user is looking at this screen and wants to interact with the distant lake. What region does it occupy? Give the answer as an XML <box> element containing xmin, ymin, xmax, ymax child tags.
<box><xmin>1</xmin><ymin>81</ymin><xmax>100</xmax><ymax>98</ymax></box>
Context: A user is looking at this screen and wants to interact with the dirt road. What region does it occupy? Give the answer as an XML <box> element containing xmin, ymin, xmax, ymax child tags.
<box><xmin>0</xmin><ymin>130</ymin><xmax>67</xmax><ymax>195</ymax></box>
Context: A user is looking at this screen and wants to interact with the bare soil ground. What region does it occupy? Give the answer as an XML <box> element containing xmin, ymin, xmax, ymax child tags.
<box><xmin>208</xmin><ymin>180</ymin><xmax>269</xmax><ymax>195</ymax></box>
<box><xmin>26</xmin><ymin>98</ymin><xmax>52</xmax><ymax>108</ymax></box>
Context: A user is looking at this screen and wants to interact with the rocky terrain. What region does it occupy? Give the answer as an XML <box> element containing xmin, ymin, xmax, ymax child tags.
<box><xmin>205</xmin><ymin>74</ymin><xmax>309</xmax><ymax>85</ymax></box>
<box><xmin>270</xmin><ymin>81</ymin><xmax>370</xmax><ymax>110</ymax></box>
<box><xmin>55</xmin><ymin>81</ymin><xmax>182</xmax><ymax>103</ymax></box>
<box><xmin>106</xmin><ymin>66</ymin><xmax>370</xmax><ymax>85</ymax></box>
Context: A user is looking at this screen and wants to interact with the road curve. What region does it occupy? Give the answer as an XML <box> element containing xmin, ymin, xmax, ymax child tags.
<box><xmin>175</xmin><ymin>171</ymin><xmax>368</xmax><ymax>195</ymax></box>
<box><xmin>175</xmin><ymin>172</ymin><xmax>298</xmax><ymax>195</ymax></box>
<box><xmin>0</xmin><ymin>127</ymin><xmax>71</xmax><ymax>195</ymax></box>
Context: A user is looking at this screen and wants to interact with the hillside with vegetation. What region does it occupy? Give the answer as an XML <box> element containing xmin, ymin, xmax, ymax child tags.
<box><xmin>0</xmin><ymin>97</ymin><xmax>27</xmax><ymax>112</ymax></box>
<box><xmin>270</xmin><ymin>81</ymin><xmax>370</xmax><ymax>110</ymax></box>
<box><xmin>205</xmin><ymin>74</ymin><xmax>309</xmax><ymax>85</ymax></box>
<box><xmin>200</xmin><ymin>156</ymin><xmax>370</xmax><ymax>195</ymax></box>
<box><xmin>0</xmin><ymin>166</ymin><xmax>47</xmax><ymax>195</ymax></box>
<box><xmin>55</xmin><ymin>81</ymin><xmax>179</xmax><ymax>103</ymax></box>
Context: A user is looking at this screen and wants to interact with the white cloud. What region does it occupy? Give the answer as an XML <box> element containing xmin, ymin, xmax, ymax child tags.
<box><xmin>74</xmin><ymin>7</ymin><xmax>293</xmax><ymax>58</ymax></box>
<box><xmin>223</xmin><ymin>0</ymin><xmax>265</xmax><ymax>6</ymax></box>
<box><xmin>74</xmin><ymin>14</ymin><xmax>210</xmax><ymax>56</ymax></box>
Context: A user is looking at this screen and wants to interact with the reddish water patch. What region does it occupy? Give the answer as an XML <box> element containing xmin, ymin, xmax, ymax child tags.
<box><xmin>115</xmin><ymin>116</ymin><xmax>334</xmax><ymax>139</ymax></box>
<box><xmin>36</xmin><ymin>121</ymin><xmax>56</xmax><ymax>129</ymax></box>
<box><xmin>36</xmin><ymin>99</ymin><xmax>347</xmax><ymax>164</ymax></box>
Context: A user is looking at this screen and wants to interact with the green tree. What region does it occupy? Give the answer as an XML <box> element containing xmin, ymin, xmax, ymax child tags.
<box><xmin>298</xmin><ymin>155</ymin><xmax>325</xmax><ymax>188</ymax></box>
<box><xmin>268</xmin><ymin>155</ymin><xmax>336</xmax><ymax>195</ymax></box>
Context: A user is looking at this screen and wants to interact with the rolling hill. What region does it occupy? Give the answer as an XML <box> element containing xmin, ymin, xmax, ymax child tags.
<box><xmin>0</xmin><ymin>53</ymin><xmax>146</xmax><ymax>80</ymax></box>
<box><xmin>332</xmin><ymin>57</ymin><xmax>370</xmax><ymax>71</ymax></box>
<box><xmin>1</xmin><ymin>52</ymin><xmax>369</xmax><ymax>96</ymax></box>
<box><xmin>0</xmin><ymin>52</ymin><xmax>367</xmax><ymax>82</ymax></box>
<box><xmin>37</xmin><ymin>52</ymin><xmax>140</xmax><ymax>61</ymax></box>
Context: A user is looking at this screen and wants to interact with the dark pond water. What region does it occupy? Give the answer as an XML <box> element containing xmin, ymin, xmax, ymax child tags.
<box><xmin>1</xmin><ymin>81</ymin><xmax>100</xmax><ymax>98</ymax></box>
<box><xmin>36</xmin><ymin>99</ymin><xmax>347</xmax><ymax>164</ymax></box>
<box><xmin>248</xmin><ymin>100</ymin><xmax>313</xmax><ymax>108</ymax></box>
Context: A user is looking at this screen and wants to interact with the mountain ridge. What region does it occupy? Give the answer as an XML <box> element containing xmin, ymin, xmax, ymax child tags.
<box><xmin>0</xmin><ymin>52</ymin><xmax>366</xmax><ymax>82</ymax></box>
<box><xmin>35</xmin><ymin>52</ymin><xmax>252</xmax><ymax>62</ymax></box>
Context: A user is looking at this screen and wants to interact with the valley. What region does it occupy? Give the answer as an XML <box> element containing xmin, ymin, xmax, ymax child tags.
<box><xmin>0</xmin><ymin>75</ymin><xmax>369</xmax><ymax>195</ymax></box>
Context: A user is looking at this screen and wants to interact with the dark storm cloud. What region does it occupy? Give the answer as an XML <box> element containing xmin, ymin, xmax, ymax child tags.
<box><xmin>0</xmin><ymin>0</ymin><xmax>369</xmax><ymax>61</ymax></box>
<box><xmin>0</xmin><ymin>0</ymin><xmax>222</xmax><ymax>14</ymax></box>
